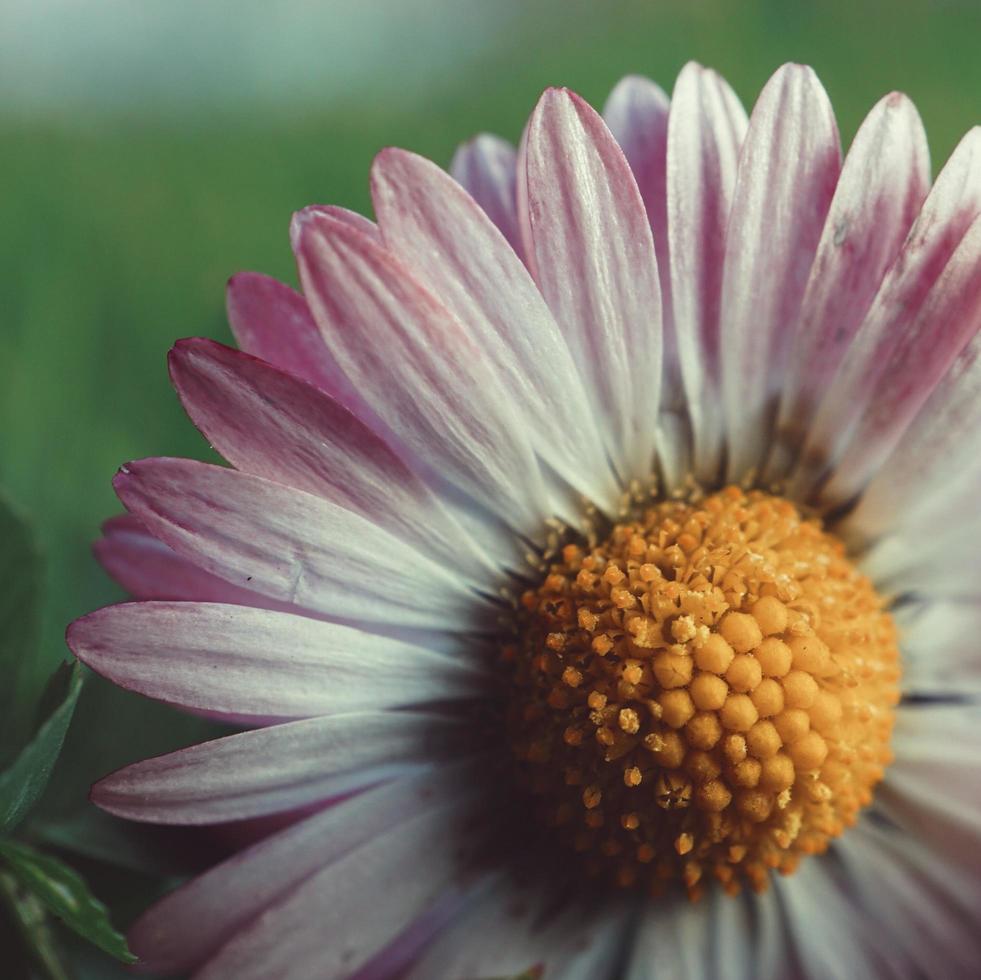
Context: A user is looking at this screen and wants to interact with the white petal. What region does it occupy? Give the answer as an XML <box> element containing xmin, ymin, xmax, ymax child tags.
<box><xmin>603</xmin><ymin>74</ymin><xmax>670</xmax><ymax>250</ymax></box>
<box><xmin>770</xmin><ymin>92</ymin><xmax>930</xmax><ymax>481</ymax></box>
<box><xmin>405</xmin><ymin>878</ymin><xmax>629</xmax><ymax>980</ymax></box>
<box><xmin>449</xmin><ymin>134</ymin><xmax>522</xmax><ymax>258</ymax></box>
<box><xmin>720</xmin><ymin>64</ymin><xmax>841</xmax><ymax>482</ymax></box>
<box><xmin>627</xmin><ymin>886</ymin><xmax>787</xmax><ymax>980</ymax></box>
<box><xmin>129</xmin><ymin>768</ymin><xmax>479</xmax><ymax>976</ymax></box>
<box><xmin>892</xmin><ymin>599</ymin><xmax>981</xmax><ymax>696</ymax></box>
<box><xmin>113</xmin><ymin>458</ymin><xmax>489</xmax><ymax>631</ymax></box>
<box><xmin>170</xmin><ymin>338</ymin><xmax>496</xmax><ymax>584</ymax></box>
<box><xmin>93</xmin><ymin>517</ymin><xmax>476</xmax><ymax>658</ymax></box>
<box><xmin>350</xmin><ymin>878</ymin><xmax>492</xmax><ymax>980</ymax></box>
<box><xmin>705</xmin><ymin>886</ymin><xmax>781</xmax><ymax>980</ymax></box>
<box><xmin>302</xmin><ymin>203</ymin><xmax>380</xmax><ymax>239</ymax></box>
<box><xmin>879</xmin><ymin>703</ymin><xmax>981</xmax><ymax>876</ymax></box>
<box><xmin>795</xmin><ymin>127</ymin><xmax>981</xmax><ymax>501</ymax></box>
<box><xmin>294</xmin><ymin>208</ymin><xmax>552</xmax><ymax>537</ymax></box>
<box><xmin>843</xmin><ymin>331</ymin><xmax>981</xmax><ymax>546</ymax></box>
<box><xmin>772</xmin><ymin>855</ymin><xmax>900</xmax><ymax>979</ymax></box>
<box><xmin>69</xmin><ymin>602</ymin><xmax>486</xmax><ymax>721</ymax></box>
<box><xmin>226</xmin><ymin>273</ymin><xmax>340</xmax><ymax>392</ymax></box>
<box><xmin>371</xmin><ymin>147</ymin><xmax>618</xmax><ymax>514</ymax></box>
<box><xmin>92</xmin><ymin>711</ymin><xmax>461</xmax><ymax>824</ymax></box>
<box><xmin>861</xmin><ymin>527</ymin><xmax>981</xmax><ymax>600</ymax></box>
<box><xmin>667</xmin><ymin>62</ymin><xmax>748</xmax><ymax>483</ymax></box>
<box><xmin>603</xmin><ymin>75</ymin><xmax>675</xmax><ymax>399</ymax></box>
<box><xmin>814</xmin><ymin>215</ymin><xmax>981</xmax><ymax>507</ymax></box>
<box><xmin>625</xmin><ymin>893</ymin><xmax>713</xmax><ymax>980</ymax></box>
<box><xmin>523</xmin><ymin>87</ymin><xmax>663</xmax><ymax>483</ymax></box>
<box><xmin>835</xmin><ymin>819</ymin><xmax>980</xmax><ymax>979</ymax></box>
<box><xmin>195</xmin><ymin>784</ymin><xmax>484</xmax><ymax>980</ymax></box>
<box><xmin>95</xmin><ymin>515</ymin><xmax>289</xmax><ymax>608</ymax></box>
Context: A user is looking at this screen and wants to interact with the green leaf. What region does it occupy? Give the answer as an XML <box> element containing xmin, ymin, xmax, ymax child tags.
<box><xmin>0</xmin><ymin>493</ymin><xmax>43</xmax><ymax>755</ymax></box>
<box><xmin>0</xmin><ymin>868</ymin><xmax>71</xmax><ymax>980</ymax></box>
<box><xmin>0</xmin><ymin>661</ymin><xmax>83</xmax><ymax>834</ymax></box>
<box><xmin>35</xmin><ymin>806</ymin><xmax>207</xmax><ymax>877</ymax></box>
<box><xmin>0</xmin><ymin>840</ymin><xmax>136</xmax><ymax>964</ymax></box>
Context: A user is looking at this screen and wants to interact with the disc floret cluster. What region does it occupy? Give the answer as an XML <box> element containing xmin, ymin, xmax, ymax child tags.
<box><xmin>506</xmin><ymin>487</ymin><xmax>901</xmax><ymax>898</ymax></box>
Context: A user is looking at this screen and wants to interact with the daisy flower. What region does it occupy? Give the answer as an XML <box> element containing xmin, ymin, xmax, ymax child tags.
<box><xmin>68</xmin><ymin>61</ymin><xmax>981</xmax><ymax>979</ymax></box>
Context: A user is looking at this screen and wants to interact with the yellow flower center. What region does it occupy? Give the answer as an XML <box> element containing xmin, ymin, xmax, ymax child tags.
<box><xmin>504</xmin><ymin>487</ymin><xmax>901</xmax><ymax>898</ymax></box>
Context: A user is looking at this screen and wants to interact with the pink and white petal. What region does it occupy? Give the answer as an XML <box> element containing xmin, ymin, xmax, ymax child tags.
<box><xmin>438</xmin><ymin>495</ymin><xmax>533</xmax><ymax>575</ymax></box>
<box><xmin>226</xmin><ymin>273</ymin><xmax>339</xmax><ymax>393</ymax></box>
<box><xmin>294</xmin><ymin>209</ymin><xmax>551</xmax><ymax>536</ymax></box>
<box><xmin>605</xmin><ymin>74</ymin><xmax>697</xmax><ymax>493</ymax></box>
<box><xmin>169</xmin><ymin>339</ymin><xmax>496</xmax><ymax>583</ymax></box>
<box><xmin>227</xmin><ymin>269</ymin><xmax>409</xmax><ymax>453</ymax></box>
<box><xmin>294</xmin><ymin>207</ymin><xmax>518</xmax><ymax>504</ymax></box>
<box><xmin>653</xmin><ymin>411</ymin><xmax>694</xmax><ymax>496</ymax></box>
<box><xmin>298</xmin><ymin>203</ymin><xmax>380</xmax><ymax>240</ymax></box>
<box><xmin>627</xmin><ymin>886</ymin><xmax>788</xmax><ymax>980</ymax></box>
<box><xmin>95</xmin><ymin>515</ymin><xmax>289</xmax><ymax>608</ymax></box>
<box><xmin>449</xmin><ymin>134</ymin><xmax>522</xmax><ymax>257</ymax></box>
<box><xmin>706</xmin><ymin>882</ymin><xmax>795</xmax><ymax>980</ymax></box>
<box><xmin>371</xmin><ymin>148</ymin><xmax>618</xmax><ymax>513</ymax></box>
<box><xmin>92</xmin><ymin>711</ymin><xmax>461</xmax><ymax>824</ymax></box>
<box><xmin>95</xmin><ymin>517</ymin><xmax>476</xmax><ymax>660</ymax></box>
<box><xmin>405</xmin><ymin>879</ymin><xmax>628</xmax><ymax>980</ymax></box>
<box><xmin>878</xmin><ymin>703</ymin><xmax>981</xmax><ymax>877</ymax></box>
<box><xmin>113</xmin><ymin>458</ymin><xmax>488</xmax><ymax>630</ymax></box>
<box><xmin>195</xmin><ymin>786</ymin><xmax>484</xmax><ymax>980</ymax></box>
<box><xmin>603</xmin><ymin>74</ymin><xmax>671</xmax><ymax>322</ymax></box>
<box><xmin>401</xmin><ymin>879</ymin><xmax>554</xmax><ymax>980</ymax></box>
<box><xmin>522</xmin><ymin>87</ymin><xmax>663</xmax><ymax>482</ymax></box>
<box><xmin>813</xmin><ymin>214</ymin><xmax>981</xmax><ymax>507</ymax></box>
<box><xmin>514</xmin><ymin>119</ymin><xmax>536</xmax><ymax>279</ymax></box>
<box><xmin>720</xmin><ymin>64</ymin><xmax>841</xmax><ymax>482</ymax></box>
<box><xmin>770</xmin><ymin>92</ymin><xmax>930</xmax><ymax>480</ymax></box>
<box><xmin>666</xmin><ymin>62</ymin><xmax>748</xmax><ymax>483</ymax></box>
<box><xmin>555</xmin><ymin>911</ymin><xmax>629</xmax><ymax>980</ymax></box>
<box><xmin>68</xmin><ymin>602</ymin><xmax>486</xmax><ymax>721</ymax></box>
<box><xmin>128</xmin><ymin>768</ymin><xmax>478</xmax><ymax>976</ymax></box>
<box><xmin>891</xmin><ymin>600</ymin><xmax>981</xmax><ymax>697</ymax></box>
<box><xmin>772</xmin><ymin>853</ymin><xmax>904</xmax><ymax>979</ymax></box>
<box><xmin>350</xmin><ymin>879</ymin><xmax>493</xmax><ymax>980</ymax></box>
<box><xmin>861</xmin><ymin>523</ymin><xmax>981</xmax><ymax>601</ymax></box>
<box><xmin>842</xmin><ymin>331</ymin><xmax>981</xmax><ymax>546</ymax></box>
<box><xmin>796</xmin><ymin>126</ymin><xmax>981</xmax><ymax>498</ymax></box>
<box><xmin>835</xmin><ymin>820</ymin><xmax>979</xmax><ymax>980</ymax></box>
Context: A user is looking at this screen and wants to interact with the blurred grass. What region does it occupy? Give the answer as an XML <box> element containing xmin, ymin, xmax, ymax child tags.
<box><xmin>1</xmin><ymin>0</ymin><xmax>981</xmax><ymax>878</ymax></box>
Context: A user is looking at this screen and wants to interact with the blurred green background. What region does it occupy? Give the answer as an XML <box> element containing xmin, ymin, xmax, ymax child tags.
<box><xmin>2</xmin><ymin>0</ymin><xmax>981</xmax><ymax>974</ymax></box>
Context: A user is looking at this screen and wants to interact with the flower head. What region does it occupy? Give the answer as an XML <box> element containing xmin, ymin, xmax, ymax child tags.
<box><xmin>69</xmin><ymin>62</ymin><xmax>981</xmax><ymax>978</ymax></box>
